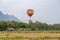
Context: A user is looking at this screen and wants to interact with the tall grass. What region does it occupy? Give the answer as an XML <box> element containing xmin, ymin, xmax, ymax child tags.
<box><xmin>0</xmin><ymin>31</ymin><xmax>60</xmax><ymax>40</ymax></box>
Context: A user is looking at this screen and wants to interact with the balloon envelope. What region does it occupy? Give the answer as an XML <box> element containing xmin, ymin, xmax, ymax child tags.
<box><xmin>27</xmin><ymin>9</ymin><xmax>34</xmax><ymax>17</ymax></box>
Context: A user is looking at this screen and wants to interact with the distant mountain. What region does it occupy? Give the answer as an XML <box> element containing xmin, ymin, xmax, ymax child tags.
<box><xmin>0</xmin><ymin>11</ymin><xmax>21</xmax><ymax>22</ymax></box>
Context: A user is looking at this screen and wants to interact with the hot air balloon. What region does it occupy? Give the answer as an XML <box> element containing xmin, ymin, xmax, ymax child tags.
<box><xmin>27</xmin><ymin>9</ymin><xmax>34</xmax><ymax>18</ymax></box>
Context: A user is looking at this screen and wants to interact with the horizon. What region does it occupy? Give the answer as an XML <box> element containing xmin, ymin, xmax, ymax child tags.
<box><xmin>0</xmin><ymin>0</ymin><xmax>60</xmax><ymax>24</ymax></box>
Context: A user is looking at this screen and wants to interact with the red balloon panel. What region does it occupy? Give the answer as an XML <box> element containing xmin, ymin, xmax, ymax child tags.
<box><xmin>28</xmin><ymin>14</ymin><xmax>33</xmax><ymax>17</ymax></box>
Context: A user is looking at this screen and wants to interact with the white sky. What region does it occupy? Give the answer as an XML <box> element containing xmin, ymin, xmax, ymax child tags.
<box><xmin>0</xmin><ymin>0</ymin><xmax>60</xmax><ymax>24</ymax></box>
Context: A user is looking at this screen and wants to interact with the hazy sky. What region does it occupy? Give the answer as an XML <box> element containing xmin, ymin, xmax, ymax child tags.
<box><xmin>0</xmin><ymin>0</ymin><xmax>60</xmax><ymax>24</ymax></box>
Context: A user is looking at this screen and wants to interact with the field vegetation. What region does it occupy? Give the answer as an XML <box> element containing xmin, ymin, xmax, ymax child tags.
<box><xmin>0</xmin><ymin>21</ymin><xmax>60</xmax><ymax>40</ymax></box>
<box><xmin>0</xmin><ymin>31</ymin><xmax>60</xmax><ymax>40</ymax></box>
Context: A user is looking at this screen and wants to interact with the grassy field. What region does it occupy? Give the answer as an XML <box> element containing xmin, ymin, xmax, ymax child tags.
<box><xmin>0</xmin><ymin>31</ymin><xmax>60</xmax><ymax>40</ymax></box>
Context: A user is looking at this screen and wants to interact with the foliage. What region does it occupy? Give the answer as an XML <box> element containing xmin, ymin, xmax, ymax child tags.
<box><xmin>0</xmin><ymin>21</ymin><xmax>60</xmax><ymax>31</ymax></box>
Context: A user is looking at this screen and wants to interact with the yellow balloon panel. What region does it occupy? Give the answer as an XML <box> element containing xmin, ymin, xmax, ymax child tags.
<box><xmin>27</xmin><ymin>11</ymin><xmax>34</xmax><ymax>14</ymax></box>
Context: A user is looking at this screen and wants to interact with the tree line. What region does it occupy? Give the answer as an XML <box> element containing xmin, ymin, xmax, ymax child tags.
<box><xmin>0</xmin><ymin>21</ymin><xmax>60</xmax><ymax>31</ymax></box>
